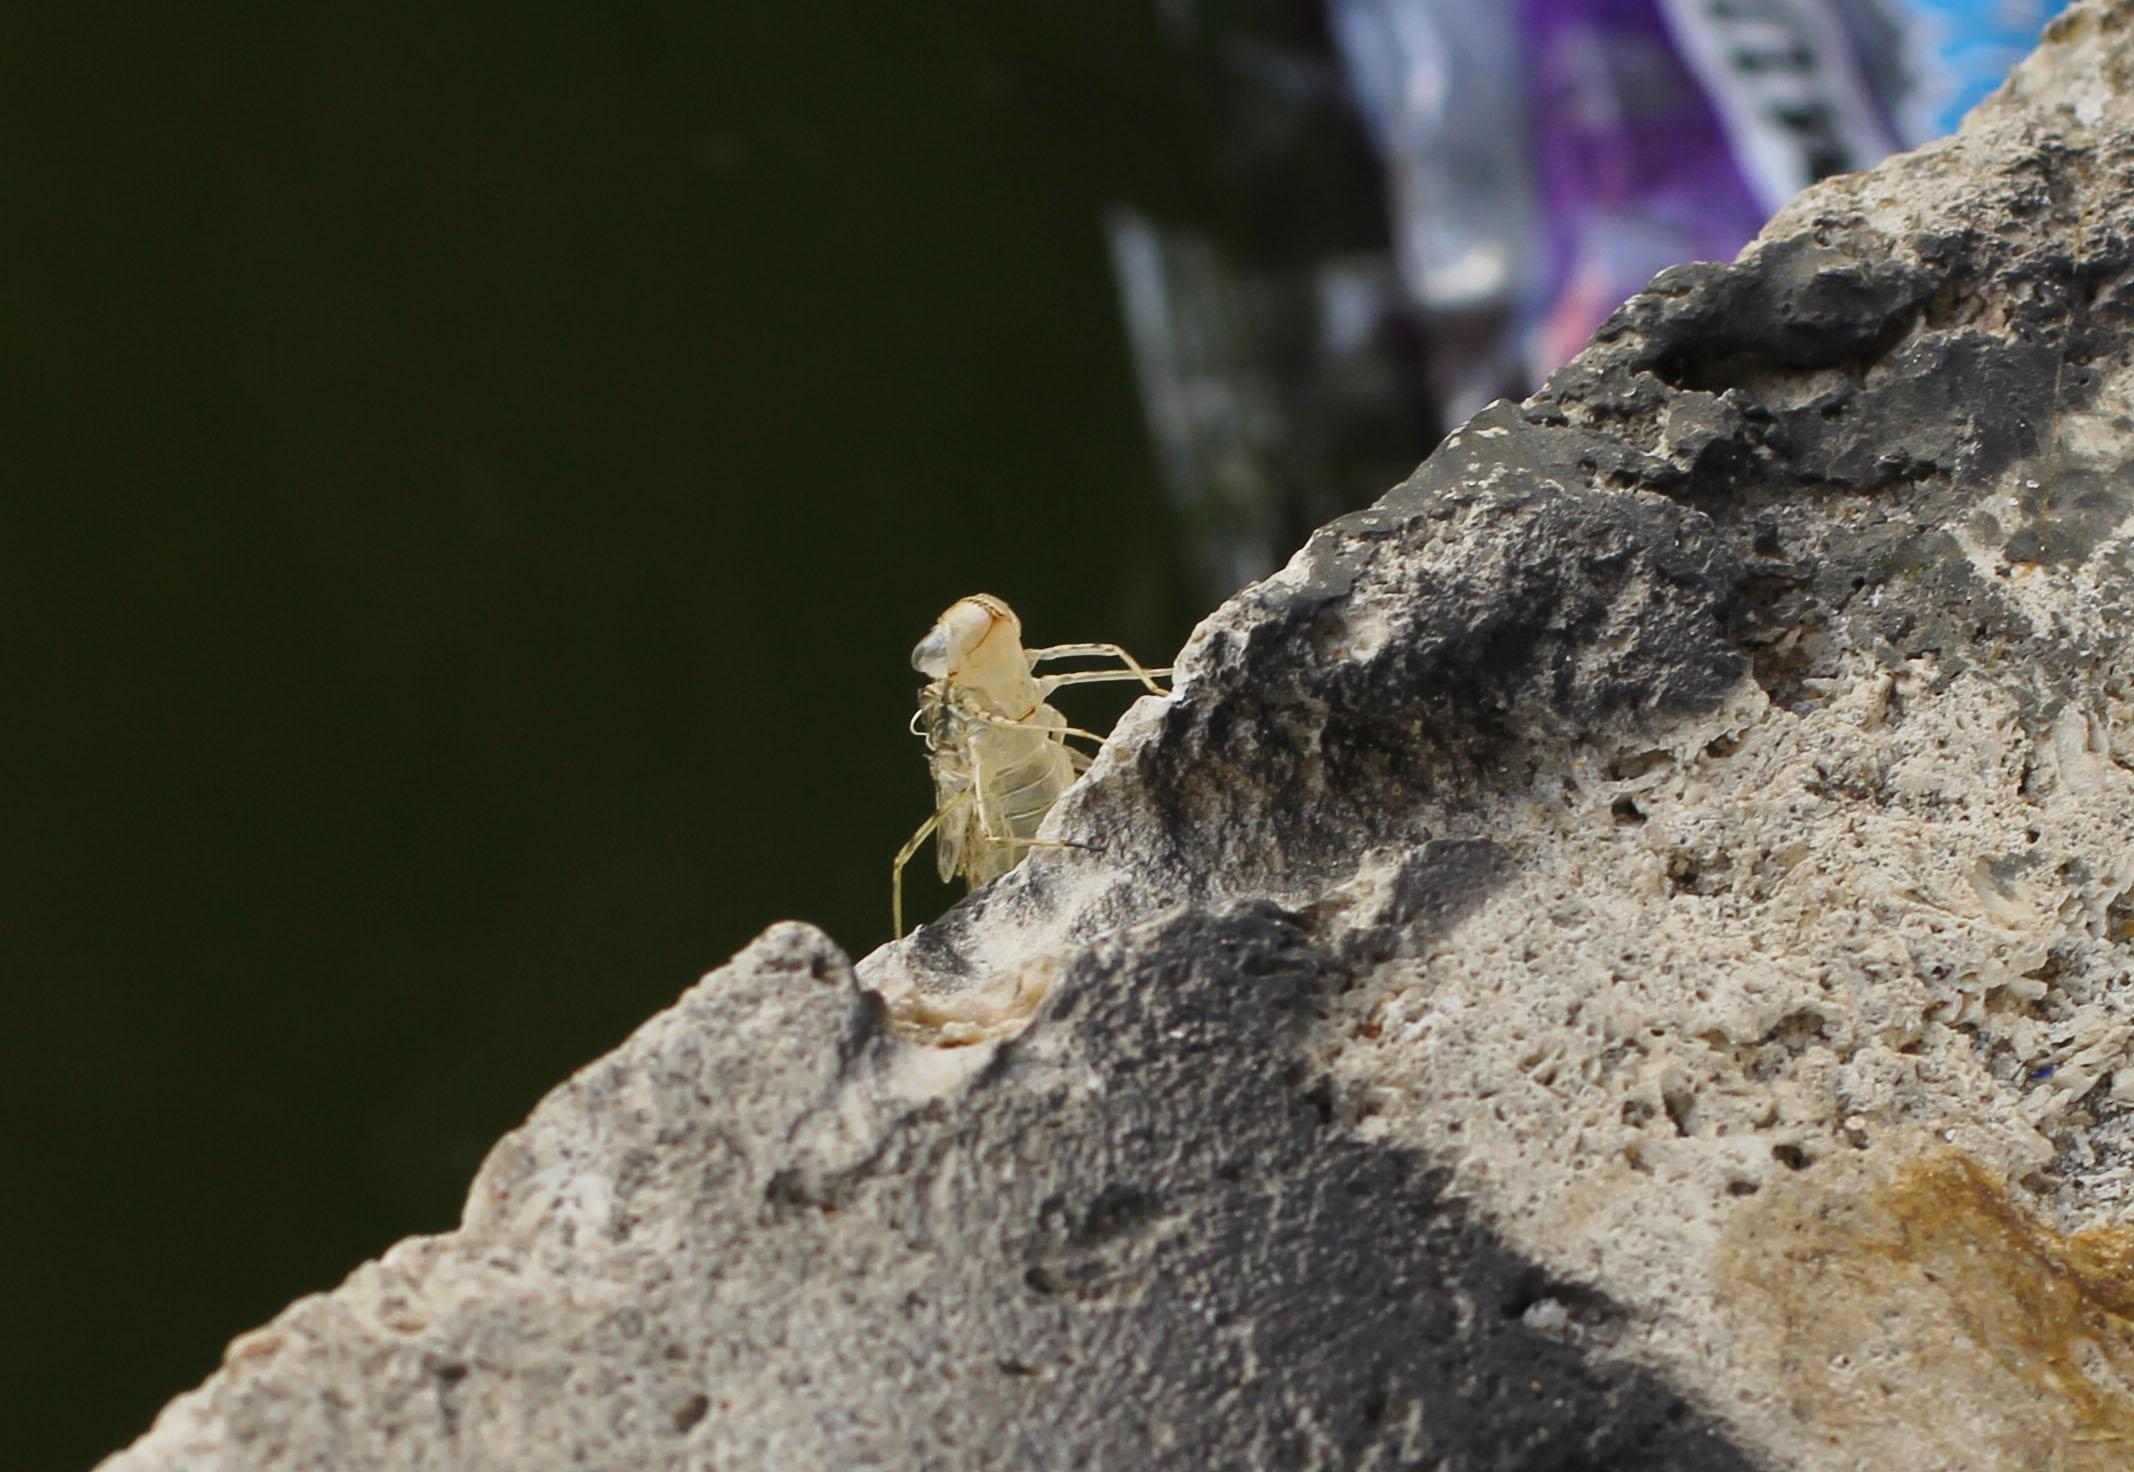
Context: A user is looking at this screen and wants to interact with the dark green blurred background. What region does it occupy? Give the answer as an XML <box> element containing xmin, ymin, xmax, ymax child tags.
<box><xmin>3</xmin><ymin>6</ymin><xmax>1248</xmax><ymax>1465</ymax></box>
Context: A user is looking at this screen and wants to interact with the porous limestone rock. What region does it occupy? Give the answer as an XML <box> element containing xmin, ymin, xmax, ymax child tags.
<box><xmin>101</xmin><ymin>6</ymin><xmax>2134</xmax><ymax>1469</ymax></box>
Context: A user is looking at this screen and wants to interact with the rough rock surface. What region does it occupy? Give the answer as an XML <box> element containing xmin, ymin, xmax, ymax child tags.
<box><xmin>102</xmin><ymin>7</ymin><xmax>2134</xmax><ymax>1469</ymax></box>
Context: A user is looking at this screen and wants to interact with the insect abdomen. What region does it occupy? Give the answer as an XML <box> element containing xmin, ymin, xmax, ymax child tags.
<box><xmin>964</xmin><ymin>721</ymin><xmax>1076</xmax><ymax>885</ymax></box>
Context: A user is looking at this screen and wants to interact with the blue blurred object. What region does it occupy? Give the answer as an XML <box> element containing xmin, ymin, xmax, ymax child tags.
<box><xmin>1106</xmin><ymin>0</ymin><xmax>2070</xmax><ymax>601</ymax></box>
<box><xmin>1351</xmin><ymin>0</ymin><xmax>2074</xmax><ymax>382</ymax></box>
<box><xmin>1880</xmin><ymin>0</ymin><xmax>2070</xmax><ymax>140</ymax></box>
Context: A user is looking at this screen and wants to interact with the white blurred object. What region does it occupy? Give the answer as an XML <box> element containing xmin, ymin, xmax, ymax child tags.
<box><xmin>1327</xmin><ymin>0</ymin><xmax>1539</xmax><ymax>315</ymax></box>
<box><xmin>1657</xmin><ymin>0</ymin><xmax>1900</xmax><ymax>210</ymax></box>
<box><xmin>1107</xmin><ymin>206</ymin><xmax>1424</xmax><ymax>597</ymax></box>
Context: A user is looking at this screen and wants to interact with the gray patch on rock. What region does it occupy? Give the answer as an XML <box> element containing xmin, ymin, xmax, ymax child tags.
<box><xmin>797</xmin><ymin>905</ymin><xmax>1759</xmax><ymax>1468</ymax></box>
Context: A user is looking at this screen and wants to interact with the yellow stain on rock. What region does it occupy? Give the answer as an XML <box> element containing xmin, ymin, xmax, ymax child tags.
<box><xmin>1718</xmin><ymin>1143</ymin><xmax>2134</xmax><ymax>1470</ymax></box>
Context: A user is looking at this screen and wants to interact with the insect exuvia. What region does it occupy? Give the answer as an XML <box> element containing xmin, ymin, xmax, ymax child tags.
<box><xmin>892</xmin><ymin>594</ymin><xmax>1169</xmax><ymax>936</ymax></box>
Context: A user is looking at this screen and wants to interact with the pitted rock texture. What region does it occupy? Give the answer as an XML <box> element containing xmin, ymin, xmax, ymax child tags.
<box><xmin>101</xmin><ymin>6</ymin><xmax>2134</xmax><ymax>1470</ymax></box>
<box><xmin>110</xmin><ymin>920</ymin><xmax>1752</xmax><ymax>1471</ymax></box>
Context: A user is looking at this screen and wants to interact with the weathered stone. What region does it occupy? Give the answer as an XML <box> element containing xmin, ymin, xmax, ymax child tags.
<box><xmin>101</xmin><ymin>6</ymin><xmax>2134</xmax><ymax>1469</ymax></box>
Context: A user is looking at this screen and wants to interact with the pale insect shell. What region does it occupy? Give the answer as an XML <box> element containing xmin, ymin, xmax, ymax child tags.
<box><xmin>898</xmin><ymin>593</ymin><xmax>1163</xmax><ymax>936</ymax></box>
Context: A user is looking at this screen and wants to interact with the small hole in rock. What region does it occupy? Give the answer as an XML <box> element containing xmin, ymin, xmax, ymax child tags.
<box><xmin>1771</xmin><ymin>1143</ymin><xmax>1811</xmax><ymax>1171</ymax></box>
<box><xmin>1499</xmin><ymin>1274</ymin><xmax>1551</xmax><ymax>1319</ymax></box>
<box><xmin>2109</xmin><ymin>892</ymin><xmax>2134</xmax><ymax>944</ymax></box>
<box><xmin>1606</xmin><ymin>750</ymin><xmax>1671</xmax><ymax>781</ymax></box>
<box><xmin>1662</xmin><ymin>1082</ymin><xmax>1697</xmax><ymax>1136</ymax></box>
<box><xmin>1612</xmin><ymin>796</ymin><xmax>1646</xmax><ymax>825</ymax></box>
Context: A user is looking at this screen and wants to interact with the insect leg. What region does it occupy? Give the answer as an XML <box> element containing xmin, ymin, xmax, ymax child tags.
<box><xmin>967</xmin><ymin>706</ymin><xmax>1108</xmax><ymax>747</ymax></box>
<box><xmin>1041</xmin><ymin>666</ymin><xmax>1175</xmax><ymax>694</ymax></box>
<box><xmin>892</xmin><ymin>789</ymin><xmax>969</xmax><ymax>937</ymax></box>
<box><xmin>1026</xmin><ymin>642</ymin><xmax>1171</xmax><ymax>694</ymax></box>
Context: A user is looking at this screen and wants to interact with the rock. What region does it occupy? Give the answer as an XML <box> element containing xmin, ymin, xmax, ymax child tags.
<box><xmin>101</xmin><ymin>6</ymin><xmax>2134</xmax><ymax>1469</ymax></box>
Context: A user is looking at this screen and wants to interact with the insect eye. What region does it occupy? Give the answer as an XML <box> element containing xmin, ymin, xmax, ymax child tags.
<box><xmin>912</xmin><ymin>623</ymin><xmax>954</xmax><ymax>676</ymax></box>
